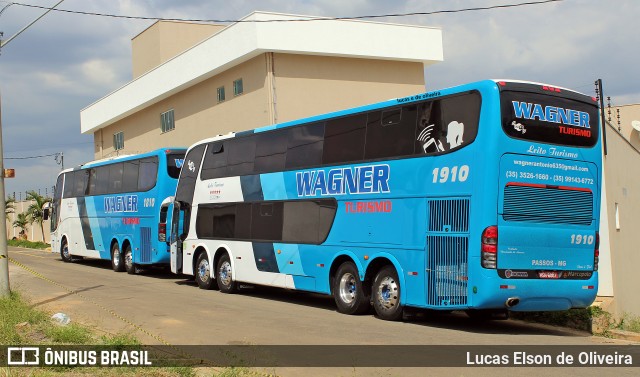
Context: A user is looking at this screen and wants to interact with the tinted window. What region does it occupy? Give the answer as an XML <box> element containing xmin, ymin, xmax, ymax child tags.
<box><xmin>122</xmin><ymin>160</ymin><xmax>139</xmax><ymax>193</ymax></box>
<box><xmin>176</xmin><ymin>145</ymin><xmax>206</xmax><ymax>206</ymax></box>
<box><xmin>108</xmin><ymin>163</ymin><xmax>123</xmax><ymax>193</ymax></box>
<box><xmin>255</xmin><ymin>130</ymin><xmax>288</xmax><ymax>173</ymax></box>
<box><xmin>416</xmin><ymin>92</ymin><xmax>481</xmax><ymax>155</ymax></box>
<box><xmin>63</xmin><ymin>172</ymin><xmax>75</xmax><ymax>198</ymax></box>
<box><xmin>195</xmin><ymin>199</ymin><xmax>337</xmax><ymax>244</ymax></box>
<box><xmin>94</xmin><ymin>166</ymin><xmax>110</xmax><ymax>196</ymax></box>
<box><xmin>73</xmin><ymin>170</ymin><xmax>88</xmax><ymax>197</ymax></box>
<box><xmin>167</xmin><ymin>153</ymin><xmax>185</xmax><ymax>179</ymax></box>
<box><xmin>200</xmin><ymin>142</ymin><xmax>227</xmax><ymax>180</ymax></box>
<box><xmin>365</xmin><ymin>105</ymin><xmax>418</xmax><ymax>159</ymax></box>
<box><xmin>286</xmin><ymin>122</ymin><xmax>324</xmax><ymax>169</ymax></box>
<box><xmin>323</xmin><ymin>113</ymin><xmax>366</xmax><ymax>164</ymax></box>
<box><xmin>227</xmin><ymin>137</ymin><xmax>256</xmax><ymax>176</ymax></box>
<box><xmin>501</xmin><ymin>91</ymin><xmax>598</xmax><ymax>147</ymax></box>
<box><xmin>138</xmin><ymin>157</ymin><xmax>158</xmax><ymax>191</ymax></box>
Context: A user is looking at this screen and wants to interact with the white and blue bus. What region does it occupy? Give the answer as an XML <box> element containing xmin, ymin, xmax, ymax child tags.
<box><xmin>49</xmin><ymin>148</ymin><xmax>186</xmax><ymax>274</ymax></box>
<box><xmin>167</xmin><ymin>80</ymin><xmax>601</xmax><ymax>320</ymax></box>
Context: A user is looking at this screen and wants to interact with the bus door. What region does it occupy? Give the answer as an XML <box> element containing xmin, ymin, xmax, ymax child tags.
<box><xmin>169</xmin><ymin>200</ymin><xmax>192</xmax><ymax>274</ymax></box>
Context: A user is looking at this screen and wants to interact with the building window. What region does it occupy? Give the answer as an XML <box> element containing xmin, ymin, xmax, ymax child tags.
<box><xmin>233</xmin><ymin>78</ymin><xmax>243</xmax><ymax>96</ymax></box>
<box><xmin>161</xmin><ymin>109</ymin><xmax>175</xmax><ymax>133</ymax></box>
<box><xmin>217</xmin><ymin>86</ymin><xmax>226</xmax><ymax>103</ymax></box>
<box><xmin>113</xmin><ymin>131</ymin><xmax>124</xmax><ymax>151</ymax></box>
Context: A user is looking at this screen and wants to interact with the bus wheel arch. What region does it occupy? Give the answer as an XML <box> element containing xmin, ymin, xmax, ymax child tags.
<box><xmin>214</xmin><ymin>248</ymin><xmax>237</xmax><ymax>294</ymax></box>
<box><xmin>122</xmin><ymin>239</ymin><xmax>137</xmax><ymax>275</ymax></box>
<box><xmin>366</xmin><ymin>257</ymin><xmax>405</xmax><ymax>321</ymax></box>
<box><xmin>60</xmin><ymin>236</ymin><xmax>72</xmax><ymax>263</ymax></box>
<box><xmin>332</xmin><ymin>259</ymin><xmax>371</xmax><ymax>315</ymax></box>
<box><xmin>193</xmin><ymin>247</ymin><xmax>217</xmax><ymax>290</ymax></box>
<box><xmin>111</xmin><ymin>239</ymin><xmax>125</xmax><ymax>272</ymax></box>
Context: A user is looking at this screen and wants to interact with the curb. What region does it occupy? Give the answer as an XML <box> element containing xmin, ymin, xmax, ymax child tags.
<box><xmin>608</xmin><ymin>329</ymin><xmax>640</xmax><ymax>342</ymax></box>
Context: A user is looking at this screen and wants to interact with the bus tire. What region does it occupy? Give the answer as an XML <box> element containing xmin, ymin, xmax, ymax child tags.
<box><xmin>195</xmin><ymin>252</ymin><xmax>216</xmax><ymax>290</ymax></box>
<box><xmin>216</xmin><ymin>254</ymin><xmax>238</xmax><ymax>294</ymax></box>
<box><xmin>333</xmin><ymin>262</ymin><xmax>370</xmax><ymax>315</ymax></box>
<box><xmin>124</xmin><ymin>245</ymin><xmax>137</xmax><ymax>275</ymax></box>
<box><xmin>111</xmin><ymin>243</ymin><xmax>125</xmax><ymax>272</ymax></box>
<box><xmin>372</xmin><ymin>265</ymin><xmax>403</xmax><ymax>321</ymax></box>
<box><xmin>60</xmin><ymin>239</ymin><xmax>72</xmax><ymax>263</ymax></box>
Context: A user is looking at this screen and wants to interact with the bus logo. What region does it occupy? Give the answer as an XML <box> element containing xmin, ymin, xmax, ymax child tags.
<box><xmin>512</xmin><ymin>101</ymin><xmax>591</xmax><ymax>129</ymax></box>
<box><xmin>104</xmin><ymin>195</ymin><xmax>139</xmax><ymax>213</ymax></box>
<box><xmin>296</xmin><ymin>164</ymin><xmax>390</xmax><ymax>197</ymax></box>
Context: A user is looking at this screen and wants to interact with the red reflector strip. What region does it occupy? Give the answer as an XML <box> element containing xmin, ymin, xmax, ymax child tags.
<box><xmin>408</xmin><ymin>272</ymin><xmax>418</xmax><ymax>276</ymax></box>
<box><xmin>500</xmin><ymin>285</ymin><xmax>516</xmax><ymax>289</ymax></box>
<box><xmin>317</xmin><ymin>264</ymin><xmax>324</xmax><ymax>267</ymax></box>
<box><xmin>506</xmin><ymin>182</ymin><xmax>592</xmax><ymax>193</ymax></box>
<box><xmin>289</xmin><ymin>261</ymin><xmax>294</xmax><ymax>264</ymax></box>
<box><xmin>582</xmin><ymin>285</ymin><xmax>595</xmax><ymax>290</ymax></box>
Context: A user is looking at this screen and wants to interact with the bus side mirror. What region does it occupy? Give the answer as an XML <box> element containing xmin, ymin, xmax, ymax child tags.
<box><xmin>43</xmin><ymin>208</ymin><xmax>50</xmax><ymax>220</ymax></box>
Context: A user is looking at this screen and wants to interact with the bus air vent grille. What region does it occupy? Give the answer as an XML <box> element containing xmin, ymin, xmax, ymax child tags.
<box><xmin>503</xmin><ymin>186</ymin><xmax>593</xmax><ymax>225</ymax></box>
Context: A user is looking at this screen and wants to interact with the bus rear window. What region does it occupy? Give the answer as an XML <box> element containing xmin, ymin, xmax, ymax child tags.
<box><xmin>501</xmin><ymin>91</ymin><xmax>598</xmax><ymax>147</ymax></box>
<box><xmin>167</xmin><ymin>153</ymin><xmax>185</xmax><ymax>179</ymax></box>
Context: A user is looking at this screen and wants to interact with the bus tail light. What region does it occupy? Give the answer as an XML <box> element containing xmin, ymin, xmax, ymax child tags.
<box><xmin>159</xmin><ymin>223</ymin><xmax>167</xmax><ymax>242</ymax></box>
<box><xmin>481</xmin><ymin>226</ymin><xmax>498</xmax><ymax>269</ymax></box>
<box><xmin>594</xmin><ymin>231</ymin><xmax>599</xmax><ymax>271</ymax></box>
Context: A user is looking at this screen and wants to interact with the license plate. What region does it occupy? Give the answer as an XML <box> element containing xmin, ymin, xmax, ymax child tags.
<box><xmin>538</xmin><ymin>271</ymin><xmax>559</xmax><ymax>279</ymax></box>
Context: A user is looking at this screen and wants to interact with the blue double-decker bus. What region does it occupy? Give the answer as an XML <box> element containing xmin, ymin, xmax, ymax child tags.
<box><xmin>167</xmin><ymin>80</ymin><xmax>601</xmax><ymax>320</ymax></box>
<box><xmin>49</xmin><ymin>148</ymin><xmax>186</xmax><ymax>274</ymax></box>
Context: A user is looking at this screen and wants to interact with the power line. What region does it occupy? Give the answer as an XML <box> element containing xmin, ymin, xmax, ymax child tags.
<box><xmin>4</xmin><ymin>152</ymin><xmax>58</xmax><ymax>160</ymax></box>
<box><xmin>10</xmin><ymin>0</ymin><xmax>564</xmax><ymax>23</ymax></box>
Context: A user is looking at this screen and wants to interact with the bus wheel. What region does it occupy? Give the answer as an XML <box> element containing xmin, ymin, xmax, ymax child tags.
<box><xmin>372</xmin><ymin>266</ymin><xmax>403</xmax><ymax>321</ymax></box>
<box><xmin>216</xmin><ymin>254</ymin><xmax>238</xmax><ymax>294</ymax></box>
<box><xmin>195</xmin><ymin>252</ymin><xmax>216</xmax><ymax>290</ymax></box>
<box><xmin>60</xmin><ymin>239</ymin><xmax>72</xmax><ymax>263</ymax></box>
<box><xmin>333</xmin><ymin>262</ymin><xmax>370</xmax><ymax>315</ymax></box>
<box><xmin>111</xmin><ymin>243</ymin><xmax>125</xmax><ymax>272</ymax></box>
<box><xmin>124</xmin><ymin>245</ymin><xmax>137</xmax><ymax>275</ymax></box>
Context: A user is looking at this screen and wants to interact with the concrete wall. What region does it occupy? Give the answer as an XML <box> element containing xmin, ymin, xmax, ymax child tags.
<box><xmin>5</xmin><ymin>200</ymin><xmax>51</xmax><ymax>244</ymax></box>
<box><xmin>132</xmin><ymin>21</ymin><xmax>225</xmax><ymax>78</ymax></box>
<box><xmin>602</xmin><ymin>123</ymin><xmax>640</xmax><ymax>317</ymax></box>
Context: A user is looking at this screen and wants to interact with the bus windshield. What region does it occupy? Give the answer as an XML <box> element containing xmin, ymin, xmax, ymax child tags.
<box><xmin>501</xmin><ymin>90</ymin><xmax>599</xmax><ymax>147</ymax></box>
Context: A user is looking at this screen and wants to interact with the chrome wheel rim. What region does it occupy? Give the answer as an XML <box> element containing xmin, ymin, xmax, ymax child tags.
<box><xmin>338</xmin><ymin>273</ymin><xmax>357</xmax><ymax>304</ymax></box>
<box><xmin>62</xmin><ymin>244</ymin><xmax>69</xmax><ymax>259</ymax></box>
<box><xmin>125</xmin><ymin>249</ymin><xmax>133</xmax><ymax>269</ymax></box>
<box><xmin>112</xmin><ymin>249</ymin><xmax>120</xmax><ymax>267</ymax></box>
<box><xmin>219</xmin><ymin>260</ymin><xmax>232</xmax><ymax>286</ymax></box>
<box><xmin>376</xmin><ymin>276</ymin><xmax>399</xmax><ymax>310</ymax></box>
<box><xmin>198</xmin><ymin>258</ymin><xmax>210</xmax><ymax>282</ymax></box>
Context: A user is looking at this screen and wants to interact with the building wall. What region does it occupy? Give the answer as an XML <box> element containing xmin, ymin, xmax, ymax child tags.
<box><xmin>273</xmin><ymin>54</ymin><xmax>425</xmax><ymax>123</ymax></box>
<box><xmin>95</xmin><ymin>53</ymin><xmax>427</xmax><ymax>158</ymax></box>
<box><xmin>132</xmin><ymin>21</ymin><xmax>225</xmax><ymax>78</ymax></box>
<box><xmin>602</xmin><ymin>123</ymin><xmax>640</xmax><ymax>317</ymax></box>
<box><xmin>609</xmin><ymin>104</ymin><xmax>640</xmax><ymax>151</ymax></box>
<box><xmin>95</xmin><ymin>55</ymin><xmax>271</xmax><ymax>157</ymax></box>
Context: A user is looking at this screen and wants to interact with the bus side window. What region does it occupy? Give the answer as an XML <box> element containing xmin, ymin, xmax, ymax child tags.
<box><xmin>138</xmin><ymin>157</ymin><xmax>158</xmax><ymax>191</ymax></box>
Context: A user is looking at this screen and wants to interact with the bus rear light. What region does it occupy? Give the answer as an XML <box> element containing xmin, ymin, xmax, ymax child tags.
<box><xmin>542</xmin><ymin>85</ymin><xmax>561</xmax><ymax>93</ymax></box>
<box><xmin>158</xmin><ymin>223</ymin><xmax>166</xmax><ymax>242</ymax></box>
<box><xmin>594</xmin><ymin>231</ymin><xmax>600</xmax><ymax>271</ymax></box>
<box><xmin>481</xmin><ymin>226</ymin><xmax>498</xmax><ymax>269</ymax></box>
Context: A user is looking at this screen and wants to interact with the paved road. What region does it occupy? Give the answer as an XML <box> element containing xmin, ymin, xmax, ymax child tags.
<box><xmin>6</xmin><ymin>246</ymin><xmax>638</xmax><ymax>376</ymax></box>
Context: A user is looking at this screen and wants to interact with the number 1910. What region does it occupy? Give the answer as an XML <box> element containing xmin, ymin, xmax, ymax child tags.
<box><xmin>432</xmin><ymin>165</ymin><xmax>470</xmax><ymax>183</ymax></box>
<box><xmin>571</xmin><ymin>234</ymin><xmax>594</xmax><ymax>245</ymax></box>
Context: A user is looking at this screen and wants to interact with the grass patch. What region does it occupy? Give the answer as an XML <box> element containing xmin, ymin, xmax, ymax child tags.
<box><xmin>616</xmin><ymin>313</ymin><xmax>640</xmax><ymax>333</ymax></box>
<box><xmin>0</xmin><ymin>291</ymin><xmax>196</xmax><ymax>376</ymax></box>
<box><xmin>7</xmin><ymin>239</ymin><xmax>50</xmax><ymax>250</ymax></box>
<box><xmin>510</xmin><ymin>306</ymin><xmax>606</xmax><ymax>333</ymax></box>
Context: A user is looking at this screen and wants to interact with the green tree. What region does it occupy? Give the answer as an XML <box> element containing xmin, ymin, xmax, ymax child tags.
<box><xmin>26</xmin><ymin>191</ymin><xmax>52</xmax><ymax>242</ymax></box>
<box><xmin>5</xmin><ymin>196</ymin><xmax>15</xmax><ymax>216</ymax></box>
<box><xmin>12</xmin><ymin>213</ymin><xmax>29</xmax><ymax>239</ymax></box>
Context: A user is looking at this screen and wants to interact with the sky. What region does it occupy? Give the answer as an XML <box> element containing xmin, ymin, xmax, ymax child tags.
<box><xmin>0</xmin><ymin>0</ymin><xmax>638</xmax><ymax>198</ymax></box>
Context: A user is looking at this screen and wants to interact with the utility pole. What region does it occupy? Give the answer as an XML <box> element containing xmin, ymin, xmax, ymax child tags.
<box><xmin>0</xmin><ymin>0</ymin><xmax>65</xmax><ymax>298</ymax></box>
